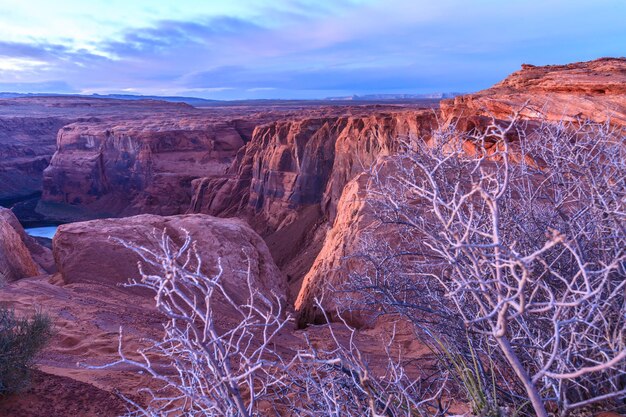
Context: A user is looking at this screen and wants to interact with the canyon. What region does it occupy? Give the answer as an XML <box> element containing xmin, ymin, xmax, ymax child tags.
<box><xmin>0</xmin><ymin>58</ymin><xmax>624</xmax><ymax>416</ymax></box>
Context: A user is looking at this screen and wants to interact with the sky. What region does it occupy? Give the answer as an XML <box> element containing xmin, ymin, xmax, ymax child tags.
<box><xmin>0</xmin><ymin>0</ymin><xmax>624</xmax><ymax>100</ymax></box>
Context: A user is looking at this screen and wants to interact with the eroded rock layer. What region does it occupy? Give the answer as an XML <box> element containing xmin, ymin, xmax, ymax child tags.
<box><xmin>40</xmin><ymin>117</ymin><xmax>260</xmax><ymax>221</ymax></box>
<box><xmin>192</xmin><ymin>109</ymin><xmax>436</xmax><ymax>231</ymax></box>
<box><xmin>0</xmin><ymin>97</ymin><xmax>203</xmax><ymax>225</ymax></box>
<box><xmin>295</xmin><ymin>58</ymin><xmax>626</xmax><ymax>326</ymax></box>
<box><xmin>188</xmin><ymin>108</ymin><xmax>437</xmax><ymax>299</ymax></box>
<box><xmin>441</xmin><ymin>57</ymin><xmax>626</xmax><ymax>127</ymax></box>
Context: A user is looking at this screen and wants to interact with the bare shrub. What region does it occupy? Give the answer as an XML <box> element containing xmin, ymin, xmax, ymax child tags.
<box><xmin>352</xmin><ymin>116</ymin><xmax>625</xmax><ymax>416</ymax></box>
<box><xmin>94</xmin><ymin>230</ymin><xmax>449</xmax><ymax>417</ymax></box>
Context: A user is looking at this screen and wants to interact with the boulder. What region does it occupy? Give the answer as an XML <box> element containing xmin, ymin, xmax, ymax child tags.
<box><xmin>53</xmin><ymin>214</ymin><xmax>286</xmax><ymax>304</ymax></box>
<box><xmin>0</xmin><ymin>208</ymin><xmax>41</xmax><ymax>282</ymax></box>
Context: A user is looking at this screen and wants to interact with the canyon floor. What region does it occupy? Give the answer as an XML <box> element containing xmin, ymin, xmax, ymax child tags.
<box><xmin>0</xmin><ymin>58</ymin><xmax>624</xmax><ymax>416</ymax></box>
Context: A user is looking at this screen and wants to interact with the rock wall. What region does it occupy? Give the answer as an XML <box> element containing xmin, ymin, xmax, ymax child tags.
<box><xmin>0</xmin><ymin>117</ymin><xmax>68</xmax><ymax>203</ymax></box>
<box><xmin>441</xmin><ymin>57</ymin><xmax>626</xmax><ymax>128</ymax></box>
<box><xmin>38</xmin><ymin>117</ymin><xmax>262</xmax><ymax>221</ymax></box>
<box><xmin>191</xmin><ymin>110</ymin><xmax>436</xmax><ymax>232</ymax></box>
<box><xmin>189</xmin><ymin>110</ymin><xmax>437</xmax><ymax>298</ymax></box>
<box><xmin>296</xmin><ymin>58</ymin><xmax>626</xmax><ymax>326</ymax></box>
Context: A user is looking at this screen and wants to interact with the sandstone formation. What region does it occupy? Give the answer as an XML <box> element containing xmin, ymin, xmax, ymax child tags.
<box><xmin>441</xmin><ymin>57</ymin><xmax>626</xmax><ymax>128</ymax></box>
<box><xmin>53</xmin><ymin>214</ymin><xmax>286</xmax><ymax>304</ymax></box>
<box><xmin>190</xmin><ymin>108</ymin><xmax>437</xmax><ymax>293</ymax></box>
<box><xmin>0</xmin><ymin>96</ymin><xmax>200</xmax><ymax>223</ymax></box>
<box><xmin>295</xmin><ymin>58</ymin><xmax>626</xmax><ymax>326</ymax></box>
<box><xmin>0</xmin><ymin>207</ymin><xmax>41</xmax><ymax>281</ymax></box>
<box><xmin>40</xmin><ymin>118</ymin><xmax>252</xmax><ymax>221</ymax></box>
<box><xmin>294</xmin><ymin>172</ymin><xmax>373</xmax><ymax>325</ymax></box>
<box><xmin>191</xmin><ymin>109</ymin><xmax>436</xmax><ymax>230</ymax></box>
<box><xmin>0</xmin><ymin>207</ymin><xmax>55</xmax><ymax>274</ymax></box>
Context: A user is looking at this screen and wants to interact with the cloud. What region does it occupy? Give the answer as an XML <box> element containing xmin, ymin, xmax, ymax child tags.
<box><xmin>0</xmin><ymin>0</ymin><xmax>624</xmax><ymax>98</ymax></box>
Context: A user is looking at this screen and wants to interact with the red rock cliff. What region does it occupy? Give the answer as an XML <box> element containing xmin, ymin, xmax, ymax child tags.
<box><xmin>296</xmin><ymin>58</ymin><xmax>626</xmax><ymax>326</ymax></box>
<box><xmin>441</xmin><ymin>57</ymin><xmax>626</xmax><ymax>127</ymax></box>
<box><xmin>189</xmin><ymin>108</ymin><xmax>437</xmax><ymax>293</ymax></box>
<box><xmin>38</xmin><ymin>115</ymin><xmax>265</xmax><ymax>221</ymax></box>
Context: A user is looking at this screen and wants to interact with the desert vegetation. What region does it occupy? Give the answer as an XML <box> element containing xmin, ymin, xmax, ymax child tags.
<box><xmin>94</xmin><ymin>231</ymin><xmax>449</xmax><ymax>416</ymax></box>
<box><xmin>0</xmin><ymin>308</ymin><xmax>52</xmax><ymax>395</ymax></box>
<box><xmin>98</xmin><ymin>114</ymin><xmax>624</xmax><ymax>417</ymax></box>
<box><xmin>352</xmin><ymin>115</ymin><xmax>625</xmax><ymax>416</ymax></box>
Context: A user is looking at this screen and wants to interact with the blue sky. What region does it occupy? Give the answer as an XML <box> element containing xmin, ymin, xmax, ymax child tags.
<box><xmin>0</xmin><ymin>0</ymin><xmax>624</xmax><ymax>99</ymax></box>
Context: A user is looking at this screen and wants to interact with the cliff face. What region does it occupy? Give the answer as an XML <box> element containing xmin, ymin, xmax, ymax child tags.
<box><xmin>0</xmin><ymin>97</ymin><xmax>207</xmax><ymax>224</ymax></box>
<box><xmin>293</xmin><ymin>172</ymin><xmax>372</xmax><ymax>325</ymax></box>
<box><xmin>38</xmin><ymin>116</ymin><xmax>265</xmax><ymax>221</ymax></box>
<box><xmin>295</xmin><ymin>58</ymin><xmax>626</xmax><ymax>326</ymax></box>
<box><xmin>191</xmin><ymin>111</ymin><xmax>436</xmax><ymax>230</ymax></box>
<box><xmin>0</xmin><ymin>117</ymin><xmax>68</xmax><ymax>203</ymax></box>
<box><xmin>441</xmin><ymin>57</ymin><xmax>626</xmax><ymax>127</ymax></box>
<box><xmin>189</xmin><ymin>110</ymin><xmax>437</xmax><ymax>294</ymax></box>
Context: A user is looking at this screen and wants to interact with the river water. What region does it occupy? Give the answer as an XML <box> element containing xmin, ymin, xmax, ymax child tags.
<box><xmin>24</xmin><ymin>225</ymin><xmax>59</xmax><ymax>239</ymax></box>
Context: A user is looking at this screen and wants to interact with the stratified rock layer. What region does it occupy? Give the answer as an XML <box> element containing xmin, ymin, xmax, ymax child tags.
<box><xmin>0</xmin><ymin>96</ymin><xmax>193</xmax><ymax>208</ymax></box>
<box><xmin>191</xmin><ymin>110</ymin><xmax>436</xmax><ymax>232</ymax></box>
<box><xmin>190</xmin><ymin>109</ymin><xmax>437</xmax><ymax>296</ymax></box>
<box><xmin>39</xmin><ymin>117</ymin><xmax>264</xmax><ymax>221</ymax></box>
<box><xmin>296</xmin><ymin>58</ymin><xmax>626</xmax><ymax>326</ymax></box>
<box><xmin>441</xmin><ymin>57</ymin><xmax>626</xmax><ymax>127</ymax></box>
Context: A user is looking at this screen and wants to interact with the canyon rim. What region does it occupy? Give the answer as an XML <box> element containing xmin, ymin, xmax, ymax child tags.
<box><xmin>0</xmin><ymin>1</ymin><xmax>625</xmax><ymax>416</ymax></box>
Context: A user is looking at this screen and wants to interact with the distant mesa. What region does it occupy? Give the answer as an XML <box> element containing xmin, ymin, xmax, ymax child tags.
<box><xmin>0</xmin><ymin>92</ymin><xmax>219</xmax><ymax>107</ymax></box>
<box><xmin>325</xmin><ymin>92</ymin><xmax>463</xmax><ymax>101</ymax></box>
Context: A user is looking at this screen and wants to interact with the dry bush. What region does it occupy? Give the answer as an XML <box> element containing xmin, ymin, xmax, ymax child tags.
<box><xmin>351</xmin><ymin>115</ymin><xmax>625</xmax><ymax>416</ymax></box>
<box><xmin>94</xmin><ymin>230</ymin><xmax>449</xmax><ymax>417</ymax></box>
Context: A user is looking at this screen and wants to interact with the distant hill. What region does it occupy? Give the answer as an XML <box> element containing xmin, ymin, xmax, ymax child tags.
<box><xmin>326</xmin><ymin>93</ymin><xmax>462</xmax><ymax>101</ymax></box>
<box><xmin>0</xmin><ymin>91</ymin><xmax>460</xmax><ymax>107</ymax></box>
<box><xmin>0</xmin><ymin>92</ymin><xmax>219</xmax><ymax>107</ymax></box>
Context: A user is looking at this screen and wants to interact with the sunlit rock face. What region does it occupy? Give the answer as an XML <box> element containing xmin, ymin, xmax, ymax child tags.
<box><xmin>189</xmin><ymin>108</ymin><xmax>437</xmax><ymax>299</ymax></box>
<box><xmin>295</xmin><ymin>58</ymin><xmax>626</xmax><ymax>327</ymax></box>
<box><xmin>440</xmin><ymin>57</ymin><xmax>626</xmax><ymax>128</ymax></box>
<box><xmin>191</xmin><ymin>110</ymin><xmax>437</xmax><ymax>232</ymax></box>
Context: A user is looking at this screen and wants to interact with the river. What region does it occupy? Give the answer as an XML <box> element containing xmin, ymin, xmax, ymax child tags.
<box><xmin>24</xmin><ymin>225</ymin><xmax>59</xmax><ymax>239</ymax></box>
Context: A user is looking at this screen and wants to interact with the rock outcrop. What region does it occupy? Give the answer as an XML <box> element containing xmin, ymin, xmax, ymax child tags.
<box><xmin>0</xmin><ymin>207</ymin><xmax>42</xmax><ymax>281</ymax></box>
<box><xmin>37</xmin><ymin>109</ymin><xmax>286</xmax><ymax>222</ymax></box>
<box><xmin>40</xmin><ymin>118</ymin><xmax>250</xmax><ymax>221</ymax></box>
<box><xmin>190</xmin><ymin>109</ymin><xmax>437</xmax><ymax>293</ymax></box>
<box><xmin>53</xmin><ymin>214</ymin><xmax>286</xmax><ymax>304</ymax></box>
<box><xmin>0</xmin><ymin>117</ymin><xmax>68</xmax><ymax>204</ymax></box>
<box><xmin>441</xmin><ymin>57</ymin><xmax>626</xmax><ymax>128</ymax></box>
<box><xmin>0</xmin><ymin>96</ymin><xmax>205</xmax><ymax>223</ymax></box>
<box><xmin>295</xmin><ymin>58</ymin><xmax>626</xmax><ymax>326</ymax></box>
<box><xmin>294</xmin><ymin>172</ymin><xmax>373</xmax><ymax>326</ymax></box>
<box><xmin>191</xmin><ymin>109</ymin><xmax>436</xmax><ymax>231</ymax></box>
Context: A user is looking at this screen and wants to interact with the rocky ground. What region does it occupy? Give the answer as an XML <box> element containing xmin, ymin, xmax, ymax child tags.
<box><xmin>0</xmin><ymin>58</ymin><xmax>624</xmax><ymax>416</ymax></box>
